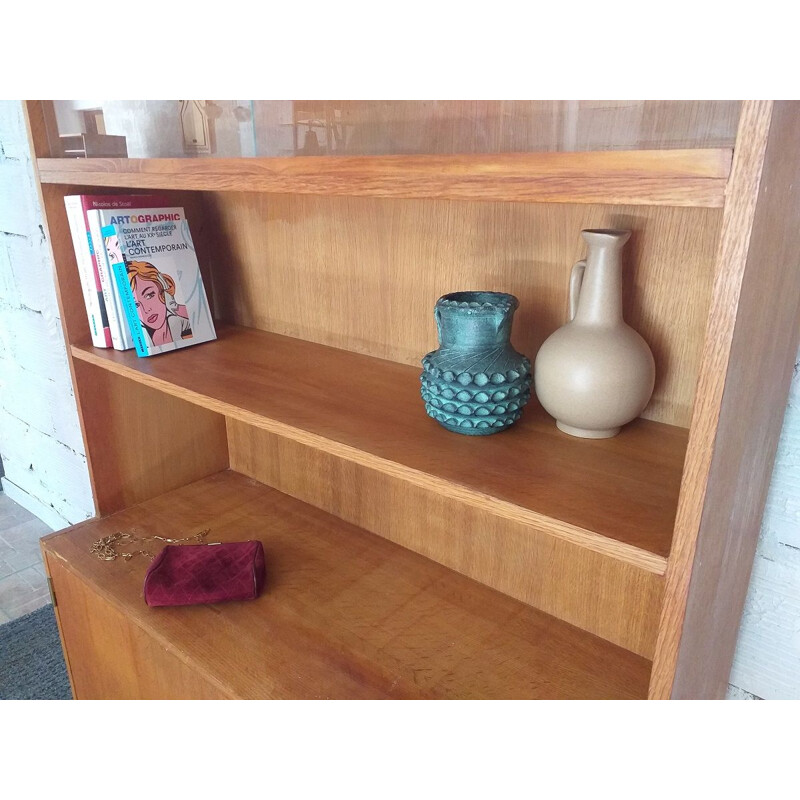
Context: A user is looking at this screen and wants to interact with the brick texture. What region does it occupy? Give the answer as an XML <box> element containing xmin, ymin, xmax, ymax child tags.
<box><xmin>0</xmin><ymin>100</ymin><xmax>94</xmax><ymax>528</ymax></box>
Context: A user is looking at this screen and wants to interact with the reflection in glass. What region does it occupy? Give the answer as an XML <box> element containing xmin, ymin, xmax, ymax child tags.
<box><xmin>44</xmin><ymin>100</ymin><xmax>742</xmax><ymax>159</ymax></box>
<box><xmin>179</xmin><ymin>100</ymin><xmax>212</xmax><ymax>154</ymax></box>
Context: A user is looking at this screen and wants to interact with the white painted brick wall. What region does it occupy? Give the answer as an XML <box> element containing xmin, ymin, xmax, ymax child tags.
<box><xmin>0</xmin><ymin>100</ymin><xmax>94</xmax><ymax>529</ymax></box>
<box><xmin>727</xmin><ymin>355</ymin><xmax>800</xmax><ymax>699</ymax></box>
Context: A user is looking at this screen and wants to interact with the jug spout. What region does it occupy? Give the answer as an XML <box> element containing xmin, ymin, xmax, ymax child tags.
<box><xmin>573</xmin><ymin>229</ymin><xmax>631</xmax><ymax>326</ymax></box>
<box><xmin>581</xmin><ymin>229</ymin><xmax>631</xmax><ymax>248</ymax></box>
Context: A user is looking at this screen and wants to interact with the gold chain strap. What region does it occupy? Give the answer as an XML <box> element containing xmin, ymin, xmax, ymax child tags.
<box><xmin>90</xmin><ymin>529</ymin><xmax>213</xmax><ymax>562</ymax></box>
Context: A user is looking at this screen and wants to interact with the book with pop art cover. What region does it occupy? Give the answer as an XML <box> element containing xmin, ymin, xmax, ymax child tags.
<box><xmin>83</xmin><ymin>193</ymin><xmax>173</xmax><ymax>350</ymax></box>
<box><xmin>97</xmin><ymin>206</ymin><xmax>216</xmax><ymax>357</ymax></box>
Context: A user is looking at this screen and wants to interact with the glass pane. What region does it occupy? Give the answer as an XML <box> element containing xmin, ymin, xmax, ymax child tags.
<box><xmin>43</xmin><ymin>100</ymin><xmax>741</xmax><ymax>159</ymax></box>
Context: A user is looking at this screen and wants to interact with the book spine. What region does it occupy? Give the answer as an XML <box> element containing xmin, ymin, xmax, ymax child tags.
<box><xmin>87</xmin><ymin>209</ymin><xmax>133</xmax><ymax>350</ymax></box>
<box><xmin>111</xmin><ymin>260</ymin><xmax>148</xmax><ymax>357</ymax></box>
<box><xmin>80</xmin><ymin>202</ymin><xmax>113</xmax><ymax>347</ymax></box>
<box><xmin>86</xmin><ymin>229</ymin><xmax>114</xmax><ymax>347</ymax></box>
<box><xmin>103</xmin><ymin>224</ymin><xmax>149</xmax><ymax>357</ymax></box>
<box><xmin>63</xmin><ymin>196</ymin><xmax>106</xmax><ymax>348</ymax></box>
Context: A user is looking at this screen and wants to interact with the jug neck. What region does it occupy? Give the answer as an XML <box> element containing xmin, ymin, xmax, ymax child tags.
<box><xmin>574</xmin><ymin>229</ymin><xmax>630</xmax><ymax>326</ymax></box>
<box><xmin>436</xmin><ymin>292</ymin><xmax>517</xmax><ymax>349</ymax></box>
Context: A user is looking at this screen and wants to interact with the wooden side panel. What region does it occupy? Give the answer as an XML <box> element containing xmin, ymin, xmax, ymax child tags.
<box><xmin>227</xmin><ymin>419</ymin><xmax>664</xmax><ymax>658</ymax></box>
<box><xmin>46</xmin><ymin>554</ymin><xmax>228</xmax><ymax>699</ymax></box>
<box><xmin>651</xmin><ymin>102</ymin><xmax>800</xmax><ymax>698</ymax></box>
<box><xmin>25</xmin><ymin>101</ymin><xmax>66</xmax><ymax>159</ymax></box>
<box><xmin>205</xmin><ymin>195</ymin><xmax>721</xmax><ymax>428</ymax></box>
<box><xmin>73</xmin><ymin>360</ymin><xmax>229</xmax><ymax>514</ymax></box>
<box><xmin>37</xmin><ymin>183</ymin><xmax>95</xmax><ymax>348</ymax></box>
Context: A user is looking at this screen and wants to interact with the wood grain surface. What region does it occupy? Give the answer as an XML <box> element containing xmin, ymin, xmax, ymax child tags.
<box><xmin>38</xmin><ymin>184</ymin><xmax>96</xmax><ymax>347</ymax></box>
<box><xmin>202</xmin><ymin>195</ymin><xmax>721</xmax><ymax>428</ymax></box>
<box><xmin>71</xmin><ymin>325</ymin><xmax>686</xmax><ymax>570</ymax></box>
<box><xmin>228</xmin><ymin>420</ymin><xmax>664</xmax><ymax>657</ymax></box>
<box><xmin>42</xmin><ymin>470</ymin><xmax>652</xmax><ymax>699</ymax></box>
<box><xmin>45</xmin><ymin>556</ymin><xmax>228</xmax><ymax>699</ymax></box>
<box><xmin>650</xmin><ymin>101</ymin><xmax>800</xmax><ymax>698</ymax></box>
<box><xmin>36</xmin><ymin>149</ymin><xmax>732</xmax><ymax>206</ymax></box>
<box><xmin>72</xmin><ymin>359</ymin><xmax>229</xmax><ymax>515</ymax></box>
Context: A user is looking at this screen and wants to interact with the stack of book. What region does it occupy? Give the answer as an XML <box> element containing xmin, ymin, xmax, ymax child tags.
<box><xmin>64</xmin><ymin>194</ymin><xmax>216</xmax><ymax>357</ymax></box>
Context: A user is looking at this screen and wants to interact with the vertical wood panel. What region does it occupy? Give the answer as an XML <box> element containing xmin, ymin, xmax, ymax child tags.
<box><xmin>24</xmin><ymin>101</ymin><xmax>56</xmax><ymax>159</ymax></box>
<box><xmin>650</xmin><ymin>101</ymin><xmax>800</xmax><ymax>698</ymax></box>
<box><xmin>46</xmin><ymin>555</ymin><xmax>228</xmax><ymax>699</ymax></box>
<box><xmin>73</xmin><ymin>360</ymin><xmax>229</xmax><ymax>514</ymax></box>
<box><xmin>38</xmin><ymin>183</ymin><xmax>95</xmax><ymax>347</ymax></box>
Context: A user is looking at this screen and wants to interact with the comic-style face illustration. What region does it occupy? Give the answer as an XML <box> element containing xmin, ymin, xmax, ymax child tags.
<box><xmin>133</xmin><ymin>276</ymin><xmax>167</xmax><ymax>332</ymax></box>
<box><xmin>105</xmin><ymin>234</ymin><xmax>123</xmax><ymax>265</ymax></box>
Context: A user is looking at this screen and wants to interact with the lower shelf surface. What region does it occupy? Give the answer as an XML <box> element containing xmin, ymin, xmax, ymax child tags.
<box><xmin>43</xmin><ymin>470</ymin><xmax>651</xmax><ymax>699</ymax></box>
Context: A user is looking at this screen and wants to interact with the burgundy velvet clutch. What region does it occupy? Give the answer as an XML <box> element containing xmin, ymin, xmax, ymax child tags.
<box><xmin>144</xmin><ymin>541</ymin><xmax>265</xmax><ymax>607</ymax></box>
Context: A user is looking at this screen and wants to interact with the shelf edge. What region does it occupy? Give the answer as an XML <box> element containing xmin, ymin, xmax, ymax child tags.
<box><xmin>38</xmin><ymin>150</ymin><xmax>731</xmax><ymax>207</ymax></box>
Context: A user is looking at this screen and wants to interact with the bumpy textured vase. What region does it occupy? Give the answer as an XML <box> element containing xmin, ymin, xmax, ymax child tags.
<box><xmin>421</xmin><ymin>292</ymin><xmax>531</xmax><ymax>435</ymax></box>
<box><xmin>534</xmin><ymin>229</ymin><xmax>655</xmax><ymax>439</ymax></box>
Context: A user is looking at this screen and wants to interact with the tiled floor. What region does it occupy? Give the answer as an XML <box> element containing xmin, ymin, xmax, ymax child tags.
<box><xmin>0</xmin><ymin>491</ymin><xmax>52</xmax><ymax>623</ymax></box>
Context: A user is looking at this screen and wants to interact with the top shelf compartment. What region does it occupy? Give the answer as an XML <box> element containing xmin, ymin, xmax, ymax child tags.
<box><xmin>38</xmin><ymin>100</ymin><xmax>741</xmax><ymax>159</ymax></box>
<box><xmin>37</xmin><ymin>149</ymin><xmax>732</xmax><ymax>207</ymax></box>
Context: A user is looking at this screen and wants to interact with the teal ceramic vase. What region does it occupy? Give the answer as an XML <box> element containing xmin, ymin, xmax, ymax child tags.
<box><xmin>420</xmin><ymin>291</ymin><xmax>531</xmax><ymax>435</ymax></box>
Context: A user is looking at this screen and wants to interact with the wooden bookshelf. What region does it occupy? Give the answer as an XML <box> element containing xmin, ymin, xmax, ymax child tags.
<box><xmin>26</xmin><ymin>100</ymin><xmax>800</xmax><ymax>698</ymax></box>
<box><xmin>36</xmin><ymin>149</ymin><xmax>732</xmax><ymax>206</ymax></box>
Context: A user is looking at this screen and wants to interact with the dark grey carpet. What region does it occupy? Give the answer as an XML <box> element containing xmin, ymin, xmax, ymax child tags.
<box><xmin>0</xmin><ymin>604</ymin><xmax>72</xmax><ymax>700</ymax></box>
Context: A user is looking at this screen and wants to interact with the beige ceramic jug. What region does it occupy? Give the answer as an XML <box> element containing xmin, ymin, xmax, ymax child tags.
<box><xmin>534</xmin><ymin>229</ymin><xmax>655</xmax><ymax>438</ymax></box>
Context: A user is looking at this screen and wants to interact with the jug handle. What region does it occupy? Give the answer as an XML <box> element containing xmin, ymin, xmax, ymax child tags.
<box><xmin>569</xmin><ymin>259</ymin><xmax>586</xmax><ymax>321</ymax></box>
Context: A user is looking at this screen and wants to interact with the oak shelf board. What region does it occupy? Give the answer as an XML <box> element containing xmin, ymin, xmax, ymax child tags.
<box><xmin>37</xmin><ymin>149</ymin><xmax>732</xmax><ymax>207</ymax></box>
<box><xmin>42</xmin><ymin>470</ymin><xmax>651</xmax><ymax>699</ymax></box>
<box><xmin>71</xmin><ymin>325</ymin><xmax>686</xmax><ymax>572</ymax></box>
